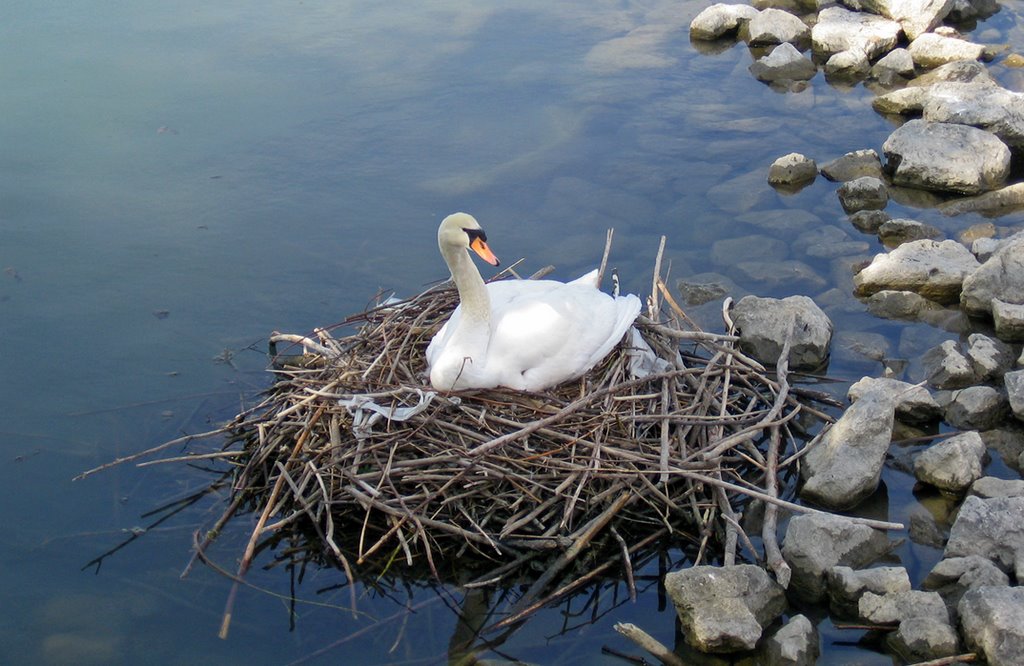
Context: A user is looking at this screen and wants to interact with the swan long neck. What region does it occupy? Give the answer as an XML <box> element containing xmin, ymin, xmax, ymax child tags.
<box><xmin>442</xmin><ymin>241</ymin><xmax>490</xmax><ymax>324</ymax></box>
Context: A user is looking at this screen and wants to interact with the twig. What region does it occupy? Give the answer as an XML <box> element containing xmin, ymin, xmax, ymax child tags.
<box><xmin>614</xmin><ymin>623</ymin><xmax>684</xmax><ymax>666</ymax></box>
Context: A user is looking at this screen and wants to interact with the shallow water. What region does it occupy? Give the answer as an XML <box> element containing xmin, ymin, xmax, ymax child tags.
<box><xmin>2</xmin><ymin>1</ymin><xmax>1022</xmax><ymax>664</ymax></box>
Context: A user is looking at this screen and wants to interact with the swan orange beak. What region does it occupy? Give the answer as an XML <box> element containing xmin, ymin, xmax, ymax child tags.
<box><xmin>471</xmin><ymin>237</ymin><xmax>500</xmax><ymax>266</ymax></box>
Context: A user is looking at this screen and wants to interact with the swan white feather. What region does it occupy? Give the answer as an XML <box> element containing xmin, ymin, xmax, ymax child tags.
<box><xmin>426</xmin><ymin>213</ymin><xmax>641</xmax><ymax>391</ymax></box>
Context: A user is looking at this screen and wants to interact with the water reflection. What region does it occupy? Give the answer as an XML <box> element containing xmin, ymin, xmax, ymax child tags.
<box><xmin>4</xmin><ymin>0</ymin><xmax>1023</xmax><ymax>662</ymax></box>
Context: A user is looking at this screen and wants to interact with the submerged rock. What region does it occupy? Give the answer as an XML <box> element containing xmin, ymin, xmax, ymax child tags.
<box><xmin>853</xmin><ymin>239</ymin><xmax>980</xmax><ymax>305</ymax></box>
<box><xmin>913</xmin><ymin>430</ymin><xmax>985</xmax><ymax>492</ymax></box>
<box><xmin>677</xmin><ymin>272</ymin><xmax>740</xmax><ymax>306</ymax></box>
<box><xmin>733</xmin><ymin>260</ymin><xmax>827</xmax><ymax>291</ymax></box>
<box><xmin>959</xmin><ymin>586</ymin><xmax>1024</xmax><ymax>666</ymax></box>
<box><xmin>731</xmin><ymin>295</ymin><xmax>833</xmax><ymax>370</ymax></box>
<box><xmin>848</xmin><ymin>209</ymin><xmax>890</xmax><ymax>233</ymax></box>
<box><xmin>882</xmin><ymin>119</ymin><xmax>1010</xmax><ymax>195</ymax></box>
<box><xmin>664</xmin><ymin>564</ymin><xmax>787</xmax><ymax>653</ymax></box>
<box><xmin>801</xmin><ymin>390</ymin><xmax>894</xmax><ymax>509</ymax></box>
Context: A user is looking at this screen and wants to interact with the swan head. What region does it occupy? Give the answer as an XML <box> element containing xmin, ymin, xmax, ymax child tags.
<box><xmin>438</xmin><ymin>213</ymin><xmax>500</xmax><ymax>266</ymax></box>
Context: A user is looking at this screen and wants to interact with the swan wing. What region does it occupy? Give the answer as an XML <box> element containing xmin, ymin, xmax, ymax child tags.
<box><xmin>483</xmin><ymin>280</ymin><xmax>640</xmax><ymax>390</ymax></box>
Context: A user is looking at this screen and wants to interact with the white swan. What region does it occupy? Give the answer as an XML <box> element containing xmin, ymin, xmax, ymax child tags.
<box><xmin>426</xmin><ymin>212</ymin><xmax>641</xmax><ymax>391</ymax></box>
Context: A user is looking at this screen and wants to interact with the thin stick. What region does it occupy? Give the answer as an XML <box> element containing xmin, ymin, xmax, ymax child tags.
<box><xmin>219</xmin><ymin>404</ymin><xmax>327</xmax><ymax>640</ymax></box>
<box><xmin>614</xmin><ymin>623</ymin><xmax>685</xmax><ymax>666</ymax></box>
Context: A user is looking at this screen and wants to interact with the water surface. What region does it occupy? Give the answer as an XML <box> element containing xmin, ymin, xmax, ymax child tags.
<box><xmin>2</xmin><ymin>1</ymin><xmax>1022</xmax><ymax>663</ymax></box>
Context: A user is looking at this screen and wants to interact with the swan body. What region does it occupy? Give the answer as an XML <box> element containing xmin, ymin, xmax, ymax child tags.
<box><xmin>426</xmin><ymin>213</ymin><xmax>641</xmax><ymax>392</ymax></box>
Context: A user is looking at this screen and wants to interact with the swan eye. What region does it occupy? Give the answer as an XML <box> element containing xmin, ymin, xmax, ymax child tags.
<box><xmin>464</xmin><ymin>228</ymin><xmax>487</xmax><ymax>244</ymax></box>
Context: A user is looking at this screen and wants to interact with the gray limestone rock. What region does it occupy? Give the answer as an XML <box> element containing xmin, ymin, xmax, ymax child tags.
<box><xmin>940</xmin><ymin>183</ymin><xmax>1024</xmax><ymax>218</ymax></box>
<box><xmin>783</xmin><ymin>512</ymin><xmax>891</xmax><ymax>602</ymax></box>
<box><xmin>821</xmin><ymin>149</ymin><xmax>883</xmax><ymax>182</ymax></box>
<box><xmin>945</xmin><ymin>385</ymin><xmax>1009</xmax><ymax>430</ymax></box>
<box><xmin>994</xmin><ymin>299</ymin><xmax>1024</xmax><ymax>342</ymax></box>
<box><xmin>731</xmin><ymin>295</ymin><xmax>833</xmax><ymax>370</ymax></box>
<box><xmin>924</xmin><ymin>555</ymin><xmax>1010</xmax><ymax>610</ymax></box>
<box><xmin>945</xmin><ymin>495</ymin><xmax>1024</xmax><ymax>575</ymax></box>
<box><xmin>801</xmin><ymin>391</ymin><xmax>894</xmax><ymax>509</ymax></box>
<box><xmin>882</xmin><ymin>119</ymin><xmax>1011</xmax><ymax>195</ymax></box>
<box><xmin>750</xmin><ymin>42</ymin><xmax>817</xmax><ymax>82</ymax></box>
<box><xmin>748</xmin><ymin>8</ymin><xmax>811</xmax><ymax>45</ymax></box>
<box><xmin>825</xmin><ymin>49</ymin><xmax>871</xmax><ymax>78</ymax></box>
<box><xmin>970</xmin><ymin>476</ymin><xmax>1024</xmax><ymax>499</ymax></box>
<box><xmin>690</xmin><ymin>3</ymin><xmax>761</xmax><ymax>40</ymax></box>
<box><xmin>967</xmin><ymin>333</ymin><xmax>1015</xmax><ymax>380</ymax></box>
<box><xmin>958</xmin><ymin>586</ymin><xmax>1024</xmax><ymax>666</ymax></box>
<box><xmin>921</xmin><ymin>340</ymin><xmax>978</xmax><ymax>389</ymax></box>
<box><xmin>848</xmin><ymin>376</ymin><xmax>941</xmax><ymax>423</ymax></box>
<box><xmin>1005</xmin><ymin>369</ymin><xmax>1024</xmax><ymax>421</ymax></box>
<box><xmin>838</xmin><ymin>176</ymin><xmax>888</xmax><ymax>212</ymax></box>
<box><xmin>664</xmin><ymin>564</ymin><xmax>787</xmax><ymax>653</ymax></box>
<box><xmin>859</xmin><ymin>590</ymin><xmax>960</xmax><ymax>660</ymax></box>
<box><xmin>908</xmin><ymin>32</ymin><xmax>987</xmax><ymax>68</ymax></box>
<box><xmin>923</xmin><ymin>82</ymin><xmax>1024</xmax><ymax>149</ymax></box>
<box><xmin>873</xmin><ymin>86</ymin><xmax>929</xmax><ymax>115</ymax></box>
<box><xmin>825</xmin><ymin>565</ymin><xmax>911</xmax><ymax>617</ymax></box>
<box><xmin>853</xmin><ymin>240</ymin><xmax>981</xmax><ymax>305</ymax></box>
<box><xmin>913</xmin><ymin>430</ymin><xmax>985</xmax><ymax>492</ymax></box>
<box><xmin>910</xmin><ymin>58</ymin><xmax>996</xmax><ymax>87</ymax></box>
<box><xmin>871</xmin><ymin>47</ymin><xmax>916</xmax><ymax>85</ymax></box>
<box><xmin>768</xmin><ymin>152</ymin><xmax>817</xmax><ymax>188</ymax></box>
<box><xmin>763</xmin><ymin>614</ymin><xmax>819</xmax><ymax>666</ymax></box>
<box><xmin>843</xmin><ymin>0</ymin><xmax>954</xmax><ymax>40</ymax></box>
<box><xmin>811</xmin><ymin>7</ymin><xmax>901</xmax><ymax>60</ymax></box>
<box><xmin>961</xmin><ymin>233</ymin><xmax>1024</xmax><ymax>317</ymax></box>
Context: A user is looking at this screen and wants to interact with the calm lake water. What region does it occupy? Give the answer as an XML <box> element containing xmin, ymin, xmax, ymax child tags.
<box><xmin>3</xmin><ymin>1</ymin><xmax>1023</xmax><ymax>664</ymax></box>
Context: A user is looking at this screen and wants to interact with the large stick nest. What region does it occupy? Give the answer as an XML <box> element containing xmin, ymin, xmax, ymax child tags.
<box><xmin>202</xmin><ymin>255</ymin><xmax>839</xmax><ymax>600</ymax></box>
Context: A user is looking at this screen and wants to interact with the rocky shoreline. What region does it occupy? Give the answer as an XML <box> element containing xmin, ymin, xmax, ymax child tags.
<box><xmin>656</xmin><ymin>0</ymin><xmax>1024</xmax><ymax>664</ymax></box>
